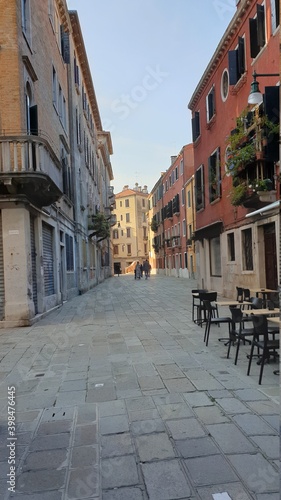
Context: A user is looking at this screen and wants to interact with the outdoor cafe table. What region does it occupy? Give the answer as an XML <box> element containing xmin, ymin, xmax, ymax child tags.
<box><xmin>215</xmin><ymin>300</ymin><xmax>252</xmax><ymax>307</ymax></box>
<box><xmin>243</xmin><ymin>308</ymin><xmax>280</xmax><ymax>316</ymax></box>
<box><xmin>267</xmin><ymin>317</ymin><xmax>281</xmax><ymax>325</ymax></box>
<box><xmin>250</xmin><ymin>288</ymin><xmax>278</xmax><ymax>304</ymax></box>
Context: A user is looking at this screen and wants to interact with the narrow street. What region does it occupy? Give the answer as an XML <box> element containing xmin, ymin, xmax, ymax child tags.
<box><xmin>0</xmin><ymin>274</ymin><xmax>279</xmax><ymax>500</ymax></box>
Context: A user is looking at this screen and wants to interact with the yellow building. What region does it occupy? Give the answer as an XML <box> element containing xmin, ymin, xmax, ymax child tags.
<box><xmin>185</xmin><ymin>175</ymin><xmax>196</xmax><ymax>278</ymax></box>
<box><xmin>111</xmin><ymin>184</ymin><xmax>149</xmax><ymax>274</ymax></box>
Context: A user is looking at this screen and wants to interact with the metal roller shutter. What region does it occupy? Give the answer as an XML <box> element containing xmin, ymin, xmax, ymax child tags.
<box><xmin>0</xmin><ymin>212</ymin><xmax>4</xmax><ymax>319</ymax></box>
<box><xmin>30</xmin><ymin>216</ymin><xmax>38</xmax><ymax>313</ymax></box>
<box><xmin>42</xmin><ymin>222</ymin><xmax>55</xmax><ymax>296</ymax></box>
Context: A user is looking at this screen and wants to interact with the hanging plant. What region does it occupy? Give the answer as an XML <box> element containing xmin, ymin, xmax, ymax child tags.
<box><xmin>150</xmin><ymin>218</ymin><xmax>159</xmax><ymax>232</ymax></box>
<box><xmin>88</xmin><ymin>212</ymin><xmax>110</xmax><ymax>242</ymax></box>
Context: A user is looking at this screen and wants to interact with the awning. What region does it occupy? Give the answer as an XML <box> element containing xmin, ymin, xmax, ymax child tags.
<box><xmin>245</xmin><ymin>200</ymin><xmax>280</xmax><ymax>218</ymax></box>
<box><xmin>194</xmin><ymin>220</ymin><xmax>223</xmax><ymax>241</ymax></box>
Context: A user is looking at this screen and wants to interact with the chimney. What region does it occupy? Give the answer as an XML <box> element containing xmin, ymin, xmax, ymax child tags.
<box><xmin>123</xmin><ymin>185</ymin><xmax>129</xmax><ymax>190</ymax></box>
<box><xmin>171</xmin><ymin>155</ymin><xmax>177</xmax><ymax>165</ymax></box>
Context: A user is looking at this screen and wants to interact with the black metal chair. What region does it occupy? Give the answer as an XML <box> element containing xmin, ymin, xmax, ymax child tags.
<box><xmin>242</xmin><ymin>288</ymin><xmax>251</xmax><ymax>309</ymax></box>
<box><xmin>227</xmin><ymin>307</ymin><xmax>254</xmax><ymax>364</ymax></box>
<box><xmin>203</xmin><ymin>299</ymin><xmax>231</xmax><ymax>347</ymax></box>
<box><xmin>236</xmin><ymin>287</ymin><xmax>244</xmax><ymax>303</ymax></box>
<box><xmin>198</xmin><ymin>292</ymin><xmax>219</xmax><ymax>327</ymax></box>
<box><xmin>192</xmin><ymin>289</ymin><xmax>207</xmax><ymax>323</ymax></box>
<box><xmin>250</xmin><ymin>297</ymin><xmax>263</xmax><ymax>309</ymax></box>
<box><xmin>247</xmin><ymin>315</ymin><xmax>279</xmax><ymax>385</ymax></box>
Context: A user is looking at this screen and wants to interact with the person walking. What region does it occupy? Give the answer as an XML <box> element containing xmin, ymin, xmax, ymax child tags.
<box><xmin>135</xmin><ymin>261</ymin><xmax>141</xmax><ymax>279</ymax></box>
<box><xmin>143</xmin><ymin>259</ymin><xmax>150</xmax><ymax>279</ymax></box>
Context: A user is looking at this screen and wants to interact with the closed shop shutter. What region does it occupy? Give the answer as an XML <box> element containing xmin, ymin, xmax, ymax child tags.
<box><xmin>42</xmin><ymin>222</ymin><xmax>55</xmax><ymax>296</ymax></box>
<box><xmin>0</xmin><ymin>212</ymin><xmax>4</xmax><ymax>320</ymax></box>
<box><xmin>30</xmin><ymin>216</ymin><xmax>38</xmax><ymax>313</ymax></box>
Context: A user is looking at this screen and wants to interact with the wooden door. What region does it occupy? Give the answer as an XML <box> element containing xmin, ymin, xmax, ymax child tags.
<box><xmin>264</xmin><ymin>223</ymin><xmax>277</xmax><ymax>290</ymax></box>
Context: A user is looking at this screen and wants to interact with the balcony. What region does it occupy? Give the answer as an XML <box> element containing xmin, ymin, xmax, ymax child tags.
<box><xmin>172</xmin><ymin>236</ymin><xmax>181</xmax><ymax>248</ymax></box>
<box><xmin>0</xmin><ymin>135</ymin><xmax>63</xmax><ymax>207</ymax></box>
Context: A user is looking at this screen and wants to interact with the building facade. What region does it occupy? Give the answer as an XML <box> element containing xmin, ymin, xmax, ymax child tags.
<box><xmin>188</xmin><ymin>0</ymin><xmax>280</xmax><ymax>297</ymax></box>
<box><xmin>111</xmin><ymin>184</ymin><xmax>149</xmax><ymax>274</ymax></box>
<box><xmin>0</xmin><ymin>0</ymin><xmax>114</xmax><ymax>326</ymax></box>
<box><xmin>149</xmin><ymin>144</ymin><xmax>195</xmax><ymax>278</ymax></box>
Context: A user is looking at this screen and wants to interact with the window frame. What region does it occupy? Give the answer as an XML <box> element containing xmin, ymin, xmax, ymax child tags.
<box><xmin>242</xmin><ymin>228</ymin><xmax>253</xmax><ymax>271</ymax></box>
<box><xmin>206</xmin><ymin>86</ymin><xmax>215</xmax><ymax>122</ymax></box>
<box><xmin>195</xmin><ymin>165</ymin><xmax>204</xmax><ymax>211</ymax></box>
<box><xmin>208</xmin><ymin>147</ymin><xmax>221</xmax><ymax>203</ymax></box>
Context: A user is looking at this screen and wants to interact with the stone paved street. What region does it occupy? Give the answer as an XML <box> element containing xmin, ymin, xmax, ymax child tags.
<box><xmin>0</xmin><ymin>275</ymin><xmax>279</xmax><ymax>499</ymax></box>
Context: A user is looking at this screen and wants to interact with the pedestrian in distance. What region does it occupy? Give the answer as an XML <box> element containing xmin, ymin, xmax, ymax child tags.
<box><xmin>140</xmin><ymin>263</ymin><xmax>143</xmax><ymax>278</ymax></box>
<box><xmin>135</xmin><ymin>261</ymin><xmax>141</xmax><ymax>279</ymax></box>
<box><xmin>143</xmin><ymin>259</ymin><xmax>150</xmax><ymax>279</ymax></box>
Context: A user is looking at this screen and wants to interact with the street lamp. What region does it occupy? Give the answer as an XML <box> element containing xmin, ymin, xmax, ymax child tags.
<box><xmin>248</xmin><ymin>71</ymin><xmax>279</xmax><ymax>105</ymax></box>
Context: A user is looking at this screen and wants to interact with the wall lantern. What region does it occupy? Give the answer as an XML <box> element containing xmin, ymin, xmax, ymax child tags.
<box><xmin>248</xmin><ymin>70</ymin><xmax>279</xmax><ymax>105</ymax></box>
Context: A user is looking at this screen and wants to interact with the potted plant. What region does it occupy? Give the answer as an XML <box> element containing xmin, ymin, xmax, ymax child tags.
<box><xmin>150</xmin><ymin>218</ymin><xmax>159</xmax><ymax>232</ymax></box>
<box><xmin>88</xmin><ymin>212</ymin><xmax>110</xmax><ymax>242</ymax></box>
<box><xmin>255</xmin><ymin>178</ymin><xmax>277</xmax><ymax>202</ymax></box>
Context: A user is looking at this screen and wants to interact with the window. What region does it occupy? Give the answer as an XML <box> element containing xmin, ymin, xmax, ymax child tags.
<box><xmin>271</xmin><ymin>0</ymin><xmax>280</xmax><ymax>32</ymax></box>
<box><xmin>175</xmin><ymin>167</ymin><xmax>178</xmax><ymax>180</ymax></box>
<box><xmin>142</xmin><ymin>198</ymin><xmax>145</xmax><ymax>207</ymax></box>
<box><xmin>206</xmin><ymin>86</ymin><xmax>215</xmax><ymax>122</ymax></box>
<box><xmin>242</xmin><ymin>228</ymin><xmax>253</xmax><ymax>270</ymax></box>
<box><xmin>188</xmin><ymin>224</ymin><xmax>192</xmax><ymax>239</ymax></box>
<box><xmin>60</xmin><ymin>25</ymin><xmax>70</xmax><ymax>64</ymax></box>
<box><xmin>181</xmin><ymin>188</ymin><xmax>185</xmax><ymax>205</ymax></box>
<box><xmin>184</xmin><ymin>252</ymin><xmax>188</xmax><ymax>269</ymax></box>
<box><xmin>195</xmin><ymin>165</ymin><xmax>204</xmax><ymax>211</ymax></box>
<box><xmin>61</xmin><ymin>147</ymin><xmax>72</xmax><ymax>200</ymax></box>
<box><xmin>126</xmin><ymin>228</ymin><xmax>131</xmax><ymax>238</ymax></box>
<box><xmin>143</xmin><ymin>227</ymin><xmax>147</xmax><ymax>238</ymax></box>
<box><xmin>249</xmin><ymin>4</ymin><xmax>265</xmax><ymax>58</ymax></box>
<box><xmin>127</xmin><ymin>244</ymin><xmax>131</xmax><ymax>254</ymax></box>
<box><xmin>21</xmin><ymin>0</ymin><xmax>31</xmax><ymax>43</ymax></box>
<box><xmin>120</xmin><ymin>201</ymin><xmax>122</xmax><ymax>207</ymax></box>
<box><xmin>52</xmin><ymin>66</ymin><xmax>58</xmax><ymax>108</ymax></box>
<box><xmin>126</xmin><ymin>213</ymin><xmax>130</xmax><ymax>223</ymax></box>
<box><xmin>208</xmin><ymin>148</ymin><xmax>221</xmax><ymax>203</ymax></box>
<box><xmin>228</xmin><ymin>36</ymin><xmax>245</xmax><ymax>85</ymax></box>
<box><xmin>65</xmin><ymin>234</ymin><xmax>74</xmax><ymax>271</ymax></box>
<box><xmin>210</xmin><ymin>236</ymin><xmax>221</xmax><ymax>276</ymax></box>
<box><xmin>144</xmin><ymin>243</ymin><xmax>147</xmax><ymax>254</ymax></box>
<box><xmin>180</xmin><ymin>159</ymin><xmax>183</xmax><ymax>175</ymax></box>
<box><xmin>74</xmin><ymin>56</ymin><xmax>80</xmax><ymax>86</ymax></box>
<box><xmin>182</xmin><ymin>219</ymin><xmax>186</xmax><ymax>237</ymax></box>
<box><xmin>221</xmin><ymin>69</ymin><xmax>229</xmax><ymax>101</ymax></box>
<box><xmin>113</xmin><ymin>229</ymin><xmax>118</xmax><ymax>239</ymax></box>
<box><xmin>125</xmin><ymin>199</ymin><xmax>129</xmax><ymax>207</ymax></box>
<box><xmin>166</xmin><ymin>180</ymin><xmax>168</xmax><ymax>192</ymax></box>
<box><xmin>191</xmin><ymin>111</ymin><xmax>200</xmax><ymax>141</ymax></box>
<box><xmin>120</xmin><ymin>215</ymin><xmax>123</xmax><ymax>221</ymax></box>
<box><xmin>169</xmin><ymin>175</ymin><xmax>172</xmax><ymax>187</ymax></box>
<box><xmin>187</xmin><ymin>190</ymin><xmax>191</xmax><ymax>208</ymax></box>
<box><xmin>113</xmin><ymin>245</ymin><xmax>119</xmax><ymax>255</ymax></box>
<box><xmin>227</xmin><ymin>233</ymin><xmax>235</xmax><ymax>261</ymax></box>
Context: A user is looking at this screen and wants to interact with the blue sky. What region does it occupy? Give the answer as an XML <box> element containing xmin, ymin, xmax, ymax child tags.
<box><xmin>67</xmin><ymin>0</ymin><xmax>237</xmax><ymax>193</ymax></box>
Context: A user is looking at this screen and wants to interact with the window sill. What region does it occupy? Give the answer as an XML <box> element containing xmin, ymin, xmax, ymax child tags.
<box><xmin>206</xmin><ymin>114</ymin><xmax>216</xmax><ymax>130</ymax></box>
<box><xmin>230</xmin><ymin>72</ymin><xmax>247</xmax><ymax>95</ymax></box>
<box><xmin>250</xmin><ymin>43</ymin><xmax>267</xmax><ymax>66</ymax></box>
<box><xmin>210</xmin><ymin>196</ymin><xmax>221</xmax><ymax>205</ymax></box>
<box><xmin>193</xmin><ymin>135</ymin><xmax>201</xmax><ymax>147</ymax></box>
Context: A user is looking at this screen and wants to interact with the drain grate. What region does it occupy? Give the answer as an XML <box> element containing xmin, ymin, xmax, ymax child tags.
<box><xmin>42</xmin><ymin>407</ymin><xmax>75</xmax><ymax>422</ymax></box>
<box><xmin>35</xmin><ymin>373</ymin><xmax>45</xmax><ymax>377</ymax></box>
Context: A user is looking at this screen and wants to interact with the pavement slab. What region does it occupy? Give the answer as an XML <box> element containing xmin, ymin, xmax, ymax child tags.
<box><xmin>0</xmin><ymin>274</ymin><xmax>278</xmax><ymax>500</ymax></box>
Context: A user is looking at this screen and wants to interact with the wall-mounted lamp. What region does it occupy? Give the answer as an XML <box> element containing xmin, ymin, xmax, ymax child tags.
<box><xmin>248</xmin><ymin>71</ymin><xmax>279</xmax><ymax>105</ymax></box>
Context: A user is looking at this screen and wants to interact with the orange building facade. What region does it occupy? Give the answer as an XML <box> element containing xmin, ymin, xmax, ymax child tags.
<box><xmin>188</xmin><ymin>0</ymin><xmax>280</xmax><ymax>297</ymax></box>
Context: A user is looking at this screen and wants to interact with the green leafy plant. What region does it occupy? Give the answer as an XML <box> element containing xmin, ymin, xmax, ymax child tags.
<box><xmin>88</xmin><ymin>212</ymin><xmax>110</xmax><ymax>242</ymax></box>
<box><xmin>253</xmin><ymin>178</ymin><xmax>274</xmax><ymax>192</ymax></box>
<box><xmin>150</xmin><ymin>218</ymin><xmax>159</xmax><ymax>232</ymax></box>
<box><xmin>229</xmin><ymin>183</ymin><xmax>248</xmax><ymax>206</ymax></box>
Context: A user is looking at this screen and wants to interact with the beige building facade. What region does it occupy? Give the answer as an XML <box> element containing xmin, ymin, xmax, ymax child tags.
<box><xmin>111</xmin><ymin>184</ymin><xmax>149</xmax><ymax>274</ymax></box>
<box><xmin>0</xmin><ymin>0</ymin><xmax>114</xmax><ymax>326</ymax></box>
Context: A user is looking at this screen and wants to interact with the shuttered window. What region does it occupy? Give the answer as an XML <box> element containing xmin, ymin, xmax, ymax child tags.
<box><xmin>242</xmin><ymin>228</ymin><xmax>253</xmax><ymax>271</ymax></box>
<box><xmin>249</xmin><ymin>4</ymin><xmax>265</xmax><ymax>59</ymax></box>
<box><xmin>65</xmin><ymin>234</ymin><xmax>74</xmax><ymax>271</ymax></box>
<box><xmin>228</xmin><ymin>37</ymin><xmax>245</xmax><ymax>85</ymax></box>
<box><xmin>191</xmin><ymin>111</ymin><xmax>200</xmax><ymax>142</ymax></box>
<box><xmin>208</xmin><ymin>147</ymin><xmax>221</xmax><ymax>203</ymax></box>
<box><xmin>206</xmin><ymin>87</ymin><xmax>215</xmax><ymax>122</ymax></box>
<box><xmin>195</xmin><ymin>165</ymin><xmax>204</xmax><ymax>211</ymax></box>
<box><xmin>42</xmin><ymin>223</ymin><xmax>55</xmax><ymax>296</ymax></box>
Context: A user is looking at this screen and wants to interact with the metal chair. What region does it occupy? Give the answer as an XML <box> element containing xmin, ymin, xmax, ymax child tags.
<box><xmin>236</xmin><ymin>287</ymin><xmax>243</xmax><ymax>303</ymax></box>
<box><xmin>192</xmin><ymin>289</ymin><xmax>207</xmax><ymax>323</ymax></box>
<box><xmin>203</xmin><ymin>299</ymin><xmax>231</xmax><ymax>347</ymax></box>
<box><xmin>227</xmin><ymin>307</ymin><xmax>254</xmax><ymax>364</ymax></box>
<box><xmin>247</xmin><ymin>315</ymin><xmax>279</xmax><ymax>385</ymax></box>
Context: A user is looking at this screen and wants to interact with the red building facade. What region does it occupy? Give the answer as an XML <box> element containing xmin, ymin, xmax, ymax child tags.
<box><xmin>188</xmin><ymin>0</ymin><xmax>280</xmax><ymax>297</ymax></box>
